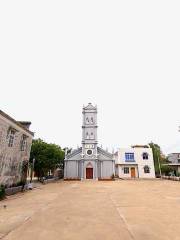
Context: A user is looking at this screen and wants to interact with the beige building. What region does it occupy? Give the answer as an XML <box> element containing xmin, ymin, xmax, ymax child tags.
<box><xmin>0</xmin><ymin>110</ymin><xmax>34</xmax><ymax>187</ymax></box>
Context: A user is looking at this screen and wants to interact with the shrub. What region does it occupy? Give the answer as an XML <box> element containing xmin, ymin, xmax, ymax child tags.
<box><xmin>0</xmin><ymin>185</ymin><xmax>5</xmax><ymax>200</ymax></box>
<box><xmin>111</xmin><ymin>174</ymin><xmax>115</xmax><ymax>179</ymax></box>
<box><xmin>161</xmin><ymin>165</ymin><xmax>174</xmax><ymax>176</ymax></box>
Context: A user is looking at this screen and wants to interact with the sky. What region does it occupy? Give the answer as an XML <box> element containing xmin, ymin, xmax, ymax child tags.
<box><xmin>0</xmin><ymin>0</ymin><xmax>180</xmax><ymax>154</ymax></box>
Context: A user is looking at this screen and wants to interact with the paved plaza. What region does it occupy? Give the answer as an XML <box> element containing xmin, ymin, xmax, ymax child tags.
<box><xmin>1</xmin><ymin>180</ymin><xmax>180</xmax><ymax>240</ymax></box>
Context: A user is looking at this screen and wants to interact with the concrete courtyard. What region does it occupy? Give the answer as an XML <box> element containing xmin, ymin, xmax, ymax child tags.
<box><xmin>0</xmin><ymin>180</ymin><xmax>180</xmax><ymax>240</ymax></box>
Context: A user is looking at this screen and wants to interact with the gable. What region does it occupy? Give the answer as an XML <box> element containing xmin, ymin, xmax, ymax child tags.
<box><xmin>97</xmin><ymin>147</ymin><xmax>113</xmax><ymax>161</ymax></box>
<box><xmin>66</xmin><ymin>147</ymin><xmax>82</xmax><ymax>161</ymax></box>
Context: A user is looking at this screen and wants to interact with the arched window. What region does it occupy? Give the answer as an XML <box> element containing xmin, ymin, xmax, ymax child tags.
<box><xmin>90</xmin><ymin>132</ymin><xmax>94</xmax><ymax>139</ymax></box>
<box><xmin>142</xmin><ymin>152</ymin><xmax>149</xmax><ymax>160</ymax></box>
<box><xmin>144</xmin><ymin>165</ymin><xmax>150</xmax><ymax>173</ymax></box>
<box><xmin>86</xmin><ymin>132</ymin><xmax>89</xmax><ymax>139</ymax></box>
<box><xmin>86</xmin><ymin>117</ymin><xmax>89</xmax><ymax>124</ymax></box>
<box><xmin>91</xmin><ymin>117</ymin><xmax>93</xmax><ymax>123</ymax></box>
<box><xmin>86</xmin><ymin>118</ymin><xmax>89</xmax><ymax>124</ymax></box>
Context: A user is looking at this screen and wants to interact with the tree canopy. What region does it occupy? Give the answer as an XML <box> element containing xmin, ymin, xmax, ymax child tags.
<box><xmin>149</xmin><ymin>142</ymin><xmax>166</xmax><ymax>175</ymax></box>
<box><xmin>30</xmin><ymin>139</ymin><xmax>65</xmax><ymax>178</ymax></box>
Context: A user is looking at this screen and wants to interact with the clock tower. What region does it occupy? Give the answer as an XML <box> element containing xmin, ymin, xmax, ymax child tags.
<box><xmin>82</xmin><ymin>103</ymin><xmax>98</xmax><ymax>159</ymax></box>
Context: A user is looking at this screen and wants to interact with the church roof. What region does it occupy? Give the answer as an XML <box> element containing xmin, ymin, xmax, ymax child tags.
<box><xmin>97</xmin><ymin>147</ymin><xmax>113</xmax><ymax>159</ymax></box>
<box><xmin>66</xmin><ymin>147</ymin><xmax>82</xmax><ymax>159</ymax></box>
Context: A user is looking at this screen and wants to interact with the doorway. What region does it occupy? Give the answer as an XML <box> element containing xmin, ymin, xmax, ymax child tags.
<box><xmin>131</xmin><ymin>167</ymin><xmax>136</xmax><ymax>178</ymax></box>
<box><xmin>86</xmin><ymin>168</ymin><xmax>93</xmax><ymax>179</ymax></box>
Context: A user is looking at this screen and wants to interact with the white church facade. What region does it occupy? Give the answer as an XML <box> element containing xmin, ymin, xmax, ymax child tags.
<box><xmin>64</xmin><ymin>103</ymin><xmax>115</xmax><ymax>180</ymax></box>
<box><xmin>64</xmin><ymin>103</ymin><xmax>155</xmax><ymax>180</ymax></box>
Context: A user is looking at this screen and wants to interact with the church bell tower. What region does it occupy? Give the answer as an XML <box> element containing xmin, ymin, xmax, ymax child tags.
<box><xmin>82</xmin><ymin>103</ymin><xmax>98</xmax><ymax>159</ymax></box>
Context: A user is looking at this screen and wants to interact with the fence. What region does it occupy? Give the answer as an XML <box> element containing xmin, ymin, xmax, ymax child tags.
<box><xmin>162</xmin><ymin>176</ymin><xmax>180</xmax><ymax>181</ymax></box>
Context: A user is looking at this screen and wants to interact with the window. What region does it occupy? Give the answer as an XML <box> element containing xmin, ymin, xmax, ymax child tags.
<box><xmin>144</xmin><ymin>165</ymin><xmax>150</xmax><ymax>173</ymax></box>
<box><xmin>86</xmin><ymin>132</ymin><xmax>89</xmax><ymax>139</ymax></box>
<box><xmin>125</xmin><ymin>153</ymin><xmax>135</xmax><ymax>162</ymax></box>
<box><xmin>91</xmin><ymin>117</ymin><xmax>93</xmax><ymax>123</ymax></box>
<box><xmin>0</xmin><ymin>131</ymin><xmax>2</xmax><ymax>144</ymax></box>
<box><xmin>124</xmin><ymin>167</ymin><xmax>129</xmax><ymax>174</ymax></box>
<box><xmin>20</xmin><ymin>135</ymin><xmax>27</xmax><ymax>151</ymax></box>
<box><xmin>86</xmin><ymin>117</ymin><xmax>89</xmax><ymax>124</ymax></box>
<box><xmin>8</xmin><ymin>129</ymin><xmax>15</xmax><ymax>147</ymax></box>
<box><xmin>90</xmin><ymin>132</ymin><xmax>94</xmax><ymax>139</ymax></box>
<box><xmin>142</xmin><ymin>152</ymin><xmax>149</xmax><ymax>160</ymax></box>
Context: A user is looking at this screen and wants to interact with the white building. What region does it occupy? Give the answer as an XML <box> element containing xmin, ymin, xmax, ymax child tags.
<box><xmin>115</xmin><ymin>145</ymin><xmax>155</xmax><ymax>178</ymax></box>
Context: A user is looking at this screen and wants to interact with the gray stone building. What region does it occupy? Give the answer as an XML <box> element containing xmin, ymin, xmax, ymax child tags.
<box><xmin>167</xmin><ymin>153</ymin><xmax>180</xmax><ymax>164</ymax></box>
<box><xmin>165</xmin><ymin>153</ymin><xmax>180</xmax><ymax>175</ymax></box>
<box><xmin>64</xmin><ymin>103</ymin><xmax>115</xmax><ymax>180</ymax></box>
<box><xmin>0</xmin><ymin>110</ymin><xmax>34</xmax><ymax>186</ymax></box>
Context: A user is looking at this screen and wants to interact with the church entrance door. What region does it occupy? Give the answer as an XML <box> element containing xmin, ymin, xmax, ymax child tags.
<box><xmin>86</xmin><ymin>168</ymin><xmax>93</xmax><ymax>179</ymax></box>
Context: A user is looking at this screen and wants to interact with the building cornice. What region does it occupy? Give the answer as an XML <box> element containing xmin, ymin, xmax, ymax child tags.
<box><xmin>0</xmin><ymin>110</ymin><xmax>34</xmax><ymax>136</ymax></box>
<box><xmin>82</xmin><ymin>126</ymin><xmax>98</xmax><ymax>128</ymax></box>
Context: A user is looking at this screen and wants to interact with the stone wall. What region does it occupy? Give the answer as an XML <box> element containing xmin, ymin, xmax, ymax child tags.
<box><xmin>0</xmin><ymin>112</ymin><xmax>33</xmax><ymax>186</ymax></box>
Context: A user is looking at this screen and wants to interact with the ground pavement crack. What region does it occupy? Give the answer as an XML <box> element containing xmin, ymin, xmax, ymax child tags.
<box><xmin>0</xmin><ymin>216</ymin><xmax>31</xmax><ymax>240</ymax></box>
<box><xmin>109</xmin><ymin>194</ymin><xmax>135</xmax><ymax>240</ymax></box>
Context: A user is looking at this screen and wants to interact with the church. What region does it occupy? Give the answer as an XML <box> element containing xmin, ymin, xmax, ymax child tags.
<box><xmin>64</xmin><ymin>103</ymin><xmax>115</xmax><ymax>180</ymax></box>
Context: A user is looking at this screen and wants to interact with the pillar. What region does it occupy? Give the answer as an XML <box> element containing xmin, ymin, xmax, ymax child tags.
<box><xmin>101</xmin><ymin>161</ymin><xmax>103</xmax><ymax>179</ymax></box>
<box><xmin>64</xmin><ymin>161</ymin><xmax>67</xmax><ymax>178</ymax></box>
<box><xmin>95</xmin><ymin>160</ymin><xmax>98</xmax><ymax>180</ymax></box>
<box><xmin>81</xmin><ymin>160</ymin><xmax>84</xmax><ymax>180</ymax></box>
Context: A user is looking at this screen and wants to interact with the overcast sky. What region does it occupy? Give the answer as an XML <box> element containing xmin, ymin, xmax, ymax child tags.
<box><xmin>0</xmin><ymin>1</ymin><xmax>180</xmax><ymax>154</ymax></box>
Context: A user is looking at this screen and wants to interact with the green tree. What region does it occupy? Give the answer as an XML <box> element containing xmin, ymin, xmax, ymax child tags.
<box><xmin>30</xmin><ymin>139</ymin><xmax>65</xmax><ymax>179</ymax></box>
<box><xmin>149</xmin><ymin>142</ymin><xmax>165</xmax><ymax>175</ymax></box>
<box><xmin>161</xmin><ymin>165</ymin><xmax>174</xmax><ymax>176</ymax></box>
